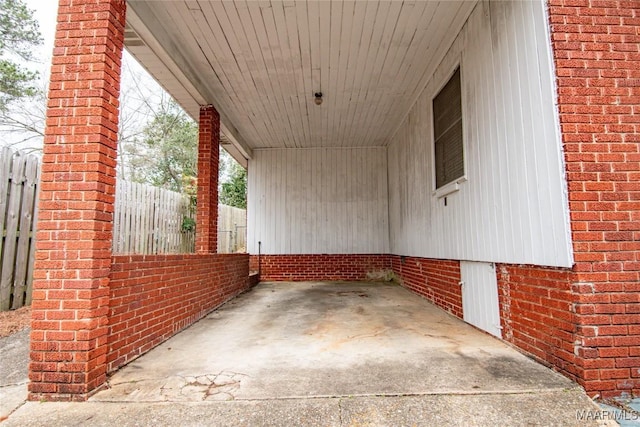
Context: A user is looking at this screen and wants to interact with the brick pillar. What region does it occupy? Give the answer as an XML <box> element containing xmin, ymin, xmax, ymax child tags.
<box><xmin>196</xmin><ymin>105</ymin><xmax>220</xmax><ymax>253</ymax></box>
<box><xmin>548</xmin><ymin>0</ymin><xmax>640</xmax><ymax>398</ymax></box>
<box><xmin>30</xmin><ymin>0</ymin><xmax>125</xmax><ymax>401</ymax></box>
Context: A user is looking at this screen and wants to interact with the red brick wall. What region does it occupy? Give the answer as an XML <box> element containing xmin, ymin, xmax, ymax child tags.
<box><xmin>196</xmin><ymin>106</ymin><xmax>220</xmax><ymax>254</ymax></box>
<box><xmin>30</xmin><ymin>0</ymin><xmax>126</xmax><ymax>401</ymax></box>
<box><xmin>390</xmin><ymin>256</ymin><xmax>463</xmax><ymax>319</ymax></box>
<box><xmin>548</xmin><ymin>0</ymin><xmax>640</xmax><ymax>398</ymax></box>
<box><xmin>252</xmin><ymin>254</ymin><xmax>391</xmax><ymax>281</ymax></box>
<box><xmin>250</xmin><ymin>255</ymin><xmax>259</xmax><ymax>273</ymax></box>
<box><xmin>107</xmin><ymin>254</ymin><xmax>249</xmax><ymax>372</ymax></box>
<box><xmin>497</xmin><ymin>265</ymin><xmax>579</xmax><ymax>383</ymax></box>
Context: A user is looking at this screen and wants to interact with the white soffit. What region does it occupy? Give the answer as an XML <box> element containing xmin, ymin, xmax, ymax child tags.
<box><xmin>125</xmin><ymin>0</ymin><xmax>477</xmax><ymax>152</ymax></box>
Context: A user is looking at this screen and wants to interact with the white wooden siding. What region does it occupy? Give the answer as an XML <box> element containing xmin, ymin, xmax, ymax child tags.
<box><xmin>248</xmin><ymin>148</ymin><xmax>389</xmax><ymax>254</ymax></box>
<box><xmin>387</xmin><ymin>0</ymin><xmax>573</xmax><ymax>268</ymax></box>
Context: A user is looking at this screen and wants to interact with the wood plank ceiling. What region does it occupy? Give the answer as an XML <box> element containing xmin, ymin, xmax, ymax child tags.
<box><xmin>125</xmin><ymin>1</ymin><xmax>477</xmax><ymax>157</ymax></box>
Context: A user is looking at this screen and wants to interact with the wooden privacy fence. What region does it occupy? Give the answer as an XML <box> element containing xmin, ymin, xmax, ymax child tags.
<box><xmin>0</xmin><ymin>147</ymin><xmax>40</xmax><ymax>311</ymax></box>
<box><xmin>113</xmin><ymin>180</ymin><xmax>196</xmax><ymax>254</ymax></box>
<box><xmin>218</xmin><ymin>204</ymin><xmax>247</xmax><ymax>253</ymax></box>
<box><xmin>113</xmin><ymin>180</ymin><xmax>247</xmax><ymax>255</ymax></box>
<box><xmin>1</xmin><ymin>147</ymin><xmax>247</xmax><ymax>310</ymax></box>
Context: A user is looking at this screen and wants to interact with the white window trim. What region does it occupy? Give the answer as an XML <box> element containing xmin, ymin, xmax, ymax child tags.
<box><xmin>434</xmin><ymin>176</ymin><xmax>468</xmax><ymax>199</ymax></box>
<box><xmin>430</xmin><ymin>60</ymin><xmax>467</xmax><ymax>199</ymax></box>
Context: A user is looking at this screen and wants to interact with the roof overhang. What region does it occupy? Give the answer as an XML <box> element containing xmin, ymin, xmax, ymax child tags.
<box><xmin>124</xmin><ymin>0</ymin><xmax>478</xmax><ymax>166</ymax></box>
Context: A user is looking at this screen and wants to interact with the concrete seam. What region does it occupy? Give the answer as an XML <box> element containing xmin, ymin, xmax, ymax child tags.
<box><xmin>0</xmin><ymin>381</ymin><xmax>28</xmax><ymax>388</ymax></box>
<box><xmin>92</xmin><ymin>387</ymin><xmax>583</xmax><ymax>404</ymax></box>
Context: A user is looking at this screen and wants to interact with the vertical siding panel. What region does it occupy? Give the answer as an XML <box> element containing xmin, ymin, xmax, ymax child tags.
<box><xmin>255</xmin><ymin>151</ymin><xmax>262</xmax><ymax>253</ymax></box>
<box><xmin>257</xmin><ymin>150</ymin><xmax>266</xmax><ymax>252</ymax></box>
<box><xmin>488</xmin><ymin>0</ymin><xmax>511</xmax><ymax>261</ymax></box>
<box><xmin>387</xmin><ymin>144</ymin><xmax>397</xmax><ymax>252</ymax></box>
<box><xmin>387</xmin><ymin>0</ymin><xmax>572</xmax><ymax>267</ymax></box>
<box><xmin>330</xmin><ymin>148</ymin><xmax>337</xmax><ymax>251</ymax></box>
<box><xmin>248</xmin><ymin>147</ymin><xmax>389</xmax><ymax>254</ymax></box>
<box><xmin>272</xmin><ymin>150</ymin><xmax>280</xmax><ymax>253</ymax></box>
<box><xmin>247</xmin><ymin>159</ymin><xmax>252</xmax><ymax>253</ymax></box>
<box><xmin>336</xmin><ymin>149</ymin><xmax>345</xmax><ymax>253</ymax></box>
<box><xmin>506</xmin><ymin>1</ymin><xmax>536</xmax><ymax>261</ymax></box>
<box><xmin>326</xmin><ymin>148</ymin><xmax>334</xmax><ymax>251</ymax></box>
<box><xmin>492</xmin><ymin>0</ymin><xmax>521</xmax><ymax>260</ymax></box>
<box><xmin>477</xmin><ymin>2</ymin><xmax>495</xmax><ymax>259</ymax></box>
<box><xmin>380</xmin><ymin>147</ymin><xmax>390</xmax><ymax>253</ymax></box>
<box><xmin>262</xmin><ymin>151</ymin><xmax>282</xmax><ymax>253</ymax></box>
<box><xmin>515</xmin><ymin>1</ymin><xmax>545</xmax><ymax>257</ymax></box>
<box><xmin>462</xmin><ymin>10</ymin><xmax>481</xmax><ymax>259</ymax></box>
<box><xmin>248</xmin><ymin>153</ymin><xmax>257</xmax><ymax>253</ymax></box>
<box><xmin>278</xmin><ymin>149</ymin><xmax>286</xmax><ymax>253</ymax></box>
<box><xmin>319</xmin><ymin>148</ymin><xmax>327</xmax><ymax>251</ymax></box>
<box><xmin>369</xmin><ymin>148</ymin><xmax>376</xmax><ymax>252</ymax></box>
<box><xmin>374</xmin><ymin>148</ymin><xmax>382</xmax><ymax>252</ymax></box>
<box><xmin>347</xmin><ymin>149</ymin><xmax>354</xmax><ymax>252</ymax></box>
<box><xmin>292</xmin><ymin>149</ymin><xmax>299</xmax><ymax>252</ymax></box>
<box><xmin>301</xmin><ymin>148</ymin><xmax>309</xmax><ymax>253</ymax></box>
<box><xmin>282</xmin><ymin>150</ymin><xmax>290</xmax><ymax>253</ymax></box>
<box><xmin>310</xmin><ymin>147</ymin><xmax>318</xmax><ymax>253</ymax></box>
<box><xmin>530</xmin><ymin>0</ymin><xmax>569</xmax><ymax>263</ymax></box>
<box><xmin>255</xmin><ymin>151</ymin><xmax>269</xmax><ymax>252</ymax></box>
<box><xmin>500</xmin><ymin>1</ymin><xmax>529</xmax><ymax>261</ymax></box>
<box><xmin>247</xmin><ymin>157</ymin><xmax>254</xmax><ymax>252</ymax></box>
<box><xmin>264</xmin><ymin>150</ymin><xmax>271</xmax><ymax>253</ymax></box>
<box><xmin>331</xmin><ymin>148</ymin><xmax>339</xmax><ymax>252</ymax></box>
<box><xmin>263</xmin><ymin>150</ymin><xmax>270</xmax><ymax>252</ymax></box>
<box><xmin>353</xmin><ymin>148</ymin><xmax>361</xmax><ymax>251</ymax></box>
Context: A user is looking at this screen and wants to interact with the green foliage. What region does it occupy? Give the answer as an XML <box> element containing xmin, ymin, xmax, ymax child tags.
<box><xmin>118</xmin><ymin>95</ymin><xmax>247</xmax><ymax>210</ymax></box>
<box><xmin>181</xmin><ymin>216</ymin><xmax>196</xmax><ymax>233</ymax></box>
<box><xmin>219</xmin><ymin>157</ymin><xmax>247</xmax><ymax>209</ymax></box>
<box><xmin>137</xmin><ymin>99</ymin><xmax>198</xmax><ymax>193</ymax></box>
<box><xmin>0</xmin><ymin>0</ymin><xmax>42</xmax><ymax>111</ymax></box>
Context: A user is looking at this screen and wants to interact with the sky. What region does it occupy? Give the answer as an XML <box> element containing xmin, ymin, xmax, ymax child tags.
<box><xmin>3</xmin><ymin>0</ymin><xmax>165</xmax><ymax>152</ymax></box>
<box><xmin>25</xmin><ymin>0</ymin><xmax>59</xmax><ymax>74</ymax></box>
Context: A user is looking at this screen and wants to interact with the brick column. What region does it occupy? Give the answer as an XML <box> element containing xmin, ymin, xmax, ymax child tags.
<box><xmin>196</xmin><ymin>105</ymin><xmax>220</xmax><ymax>253</ymax></box>
<box><xmin>30</xmin><ymin>0</ymin><xmax>125</xmax><ymax>401</ymax></box>
<box><xmin>548</xmin><ymin>0</ymin><xmax>640</xmax><ymax>398</ymax></box>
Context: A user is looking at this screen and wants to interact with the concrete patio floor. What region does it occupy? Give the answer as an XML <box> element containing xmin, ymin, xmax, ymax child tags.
<box><xmin>4</xmin><ymin>281</ymin><xmax>614</xmax><ymax>426</ymax></box>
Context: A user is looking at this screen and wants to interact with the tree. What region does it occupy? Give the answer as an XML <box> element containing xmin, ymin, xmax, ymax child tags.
<box><xmin>219</xmin><ymin>152</ymin><xmax>247</xmax><ymax>209</ymax></box>
<box><xmin>138</xmin><ymin>98</ymin><xmax>198</xmax><ymax>193</ymax></box>
<box><xmin>0</xmin><ymin>0</ymin><xmax>42</xmax><ymax>112</ymax></box>
<box><xmin>0</xmin><ymin>80</ymin><xmax>45</xmax><ymax>151</ymax></box>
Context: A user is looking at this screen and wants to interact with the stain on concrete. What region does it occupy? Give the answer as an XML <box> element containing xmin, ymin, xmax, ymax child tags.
<box><xmin>92</xmin><ymin>281</ymin><xmax>578</xmax><ymax>403</ymax></box>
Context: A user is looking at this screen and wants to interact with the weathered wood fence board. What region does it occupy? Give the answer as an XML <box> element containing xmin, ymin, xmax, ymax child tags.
<box><xmin>112</xmin><ymin>180</ymin><xmax>196</xmax><ymax>255</ymax></box>
<box><xmin>0</xmin><ymin>147</ymin><xmax>40</xmax><ymax>311</ymax></box>
<box><xmin>218</xmin><ymin>204</ymin><xmax>247</xmax><ymax>253</ymax></box>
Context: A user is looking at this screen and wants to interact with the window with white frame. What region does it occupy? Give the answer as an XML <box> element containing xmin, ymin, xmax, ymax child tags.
<box><xmin>433</xmin><ymin>67</ymin><xmax>464</xmax><ymax>190</ymax></box>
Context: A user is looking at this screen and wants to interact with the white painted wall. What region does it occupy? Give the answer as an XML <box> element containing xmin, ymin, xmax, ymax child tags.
<box><xmin>387</xmin><ymin>0</ymin><xmax>573</xmax><ymax>267</ymax></box>
<box><xmin>248</xmin><ymin>148</ymin><xmax>389</xmax><ymax>254</ymax></box>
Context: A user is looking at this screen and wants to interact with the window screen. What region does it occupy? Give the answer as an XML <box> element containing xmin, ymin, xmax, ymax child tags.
<box><xmin>433</xmin><ymin>68</ymin><xmax>463</xmax><ymax>189</ymax></box>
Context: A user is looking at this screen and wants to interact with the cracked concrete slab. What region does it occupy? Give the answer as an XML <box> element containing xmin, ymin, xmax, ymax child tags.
<box><xmin>104</xmin><ymin>371</ymin><xmax>249</xmax><ymax>402</ymax></box>
<box><xmin>2</xmin><ymin>282</ymin><xmax>616</xmax><ymax>426</ymax></box>
<box><xmin>94</xmin><ymin>281</ymin><xmax>577</xmax><ymax>403</ymax></box>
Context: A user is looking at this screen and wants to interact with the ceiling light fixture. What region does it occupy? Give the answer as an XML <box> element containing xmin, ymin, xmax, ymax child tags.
<box><xmin>314</xmin><ymin>92</ymin><xmax>323</xmax><ymax>105</ymax></box>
